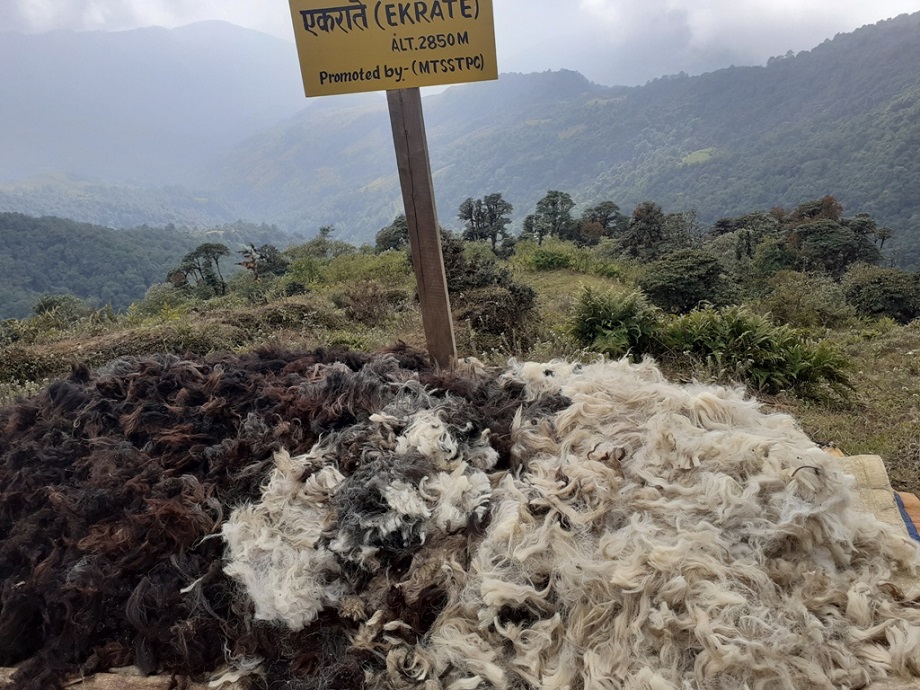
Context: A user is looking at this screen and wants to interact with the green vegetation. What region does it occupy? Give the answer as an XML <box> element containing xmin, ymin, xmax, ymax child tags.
<box><xmin>661</xmin><ymin>306</ymin><xmax>852</xmax><ymax>397</ymax></box>
<box><xmin>1</xmin><ymin>195</ymin><xmax>919</xmax><ymax>496</ymax></box>
<box><xmin>0</xmin><ymin>214</ymin><xmax>303</xmax><ymax>319</ymax></box>
<box><xmin>568</xmin><ymin>286</ymin><xmax>661</xmax><ymax>359</ymax></box>
<box><xmin>5</xmin><ymin>14</ymin><xmax>920</xmax><ymax>266</ymax></box>
<box><xmin>639</xmin><ymin>249</ymin><xmax>735</xmax><ymax>313</ymax></box>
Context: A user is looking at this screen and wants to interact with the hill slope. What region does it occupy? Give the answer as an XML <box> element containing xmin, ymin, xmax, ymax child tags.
<box><xmin>0</xmin><ymin>213</ymin><xmax>302</xmax><ymax>318</ymax></box>
<box><xmin>2</xmin><ymin>14</ymin><xmax>919</xmax><ymax>262</ymax></box>
<box><xmin>208</xmin><ymin>13</ymin><xmax>920</xmax><ymax>261</ymax></box>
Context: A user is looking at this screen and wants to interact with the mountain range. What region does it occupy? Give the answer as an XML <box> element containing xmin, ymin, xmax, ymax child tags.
<box><xmin>1</xmin><ymin>13</ymin><xmax>919</xmax><ymax>263</ymax></box>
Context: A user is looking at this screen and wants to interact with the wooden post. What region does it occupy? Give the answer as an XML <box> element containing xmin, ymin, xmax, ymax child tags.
<box><xmin>387</xmin><ymin>87</ymin><xmax>457</xmax><ymax>369</ymax></box>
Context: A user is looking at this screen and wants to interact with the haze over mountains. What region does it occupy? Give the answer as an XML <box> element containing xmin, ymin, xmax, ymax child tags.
<box><xmin>0</xmin><ymin>21</ymin><xmax>305</xmax><ymax>185</ymax></box>
<box><xmin>2</xmin><ymin>13</ymin><xmax>919</xmax><ymax>262</ymax></box>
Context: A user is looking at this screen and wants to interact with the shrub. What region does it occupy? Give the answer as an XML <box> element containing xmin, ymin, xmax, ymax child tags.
<box><xmin>441</xmin><ymin>233</ymin><xmax>537</xmax><ymax>351</ymax></box>
<box><xmin>285</xmin><ymin>256</ymin><xmax>324</xmax><ymax>287</ymax></box>
<box><xmin>32</xmin><ymin>293</ymin><xmax>96</xmax><ymax>321</ymax></box>
<box><xmin>760</xmin><ymin>271</ymin><xmax>855</xmax><ymax>328</ymax></box>
<box><xmin>591</xmin><ymin>262</ymin><xmax>623</xmax><ymax>280</ymax></box>
<box><xmin>569</xmin><ymin>286</ymin><xmax>662</xmax><ymax>359</ymax></box>
<box><xmin>455</xmin><ymin>284</ymin><xmax>536</xmax><ymax>352</ymax></box>
<box><xmin>514</xmin><ymin>239</ymin><xmax>577</xmax><ymax>272</ymax></box>
<box><xmin>639</xmin><ymin>249</ymin><xmax>736</xmax><ymax>313</ymax></box>
<box><xmin>842</xmin><ymin>264</ymin><xmax>920</xmax><ymax>323</ymax></box>
<box><xmin>129</xmin><ymin>283</ymin><xmax>194</xmax><ymax>320</ymax></box>
<box><xmin>331</xmin><ymin>280</ymin><xmax>410</xmax><ymax>327</ymax></box>
<box><xmin>0</xmin><ymin>378</ymin><xmax>45</xmax><ymax>407</ymax></box>
<box><xmin>0</xmin><ymin>319</ymin><xmax>24</xmax><ymax>346</ymax></box>
<box><xmin>661</xmin><ymin>306</ymin><xmax>851</xmax><ymax>396</ymax></box>
<box><xmin>529</xmin><ymin>248</ymin><xmax>574</xmax><ymax>271</ymax></box>
<box><xmin>323</xmin><ymin>251</ymin><xmax>412</xmax><ymax>287</ymax></box>
<box><xmin>0</xmin><ymin>347</ymin><xmax>64</xmax><ymax>383</ymax></box>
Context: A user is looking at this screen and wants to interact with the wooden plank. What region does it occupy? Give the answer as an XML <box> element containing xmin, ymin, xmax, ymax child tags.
<box><xmin>0</xmin><ymin>667</ymin><xmax>226</xmax><ymax>689</ymax></box>
<box><xmin>386</xmin><ymin>87</ymin><xmax>457</xmax><ymax>369</ymax></box>
<box><xmin>897</xmin><ymin>491</ymin><xmax>920</xmax><ymax>536</ymax></box>
<box><xmin>3</xmin><ymin>666</ymin><xmax>918</xmax><ymax>689</ymax></box>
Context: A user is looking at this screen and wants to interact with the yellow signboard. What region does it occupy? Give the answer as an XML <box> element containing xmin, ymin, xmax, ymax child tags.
<box><xmin>289</xmin><ymin>0</ymin><xmax>498</xmax><ymax>96</ymax></box>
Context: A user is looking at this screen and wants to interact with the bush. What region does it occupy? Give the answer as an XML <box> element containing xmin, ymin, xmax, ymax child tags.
<box><xmin>514</xmin><ymin>239</ymin><xmax>578</xmax><ymax>272</ymax></box>
<box><xmin>32</xmin><ymin>293</ymin><xmax>96</xmax><ymax>320</ymax></box>
<box><xmin>529</xmin><ymin>248</ymin><xmax>574</xmax><ymax>271</ymax></box>
<box><xmin>760</xmin><ymin>271</ymin><xmax>856</xmax><ymax>328</ymax></box>
<box><xmin>441</xmin><ymin>233</ymin><xmax>537</xmax><ymax>351</ymax></box>
<box><xmin>639</xmin><ymin>249</ymin><xmax>736</xmax><ymax>313</ymax></box>
<box><xmin>661</xmin><ymin>306</ymin><xmax>851</xmax><ymax>396</ymax></box>
<box><xmin>842</xmin><ymin>264</ymin><xmax>920</xmax><ymax>323</ymax></box>
<box><xmin>129</xmin><ymin>283</ymin><xmax>194</xmax><ymax>320</ymax></box>
<box><xmin>285</xmin><ymin>256</ymin><xmax>324</xmax><ymax>287</ymax></box>
<box><xmin>455</xmin><ymin>284</ymin><xmax>537</xmax><ymax>352</ymax></box>
<box><xmin>323</xmin><ymin>251</ymin><xmax>412</xmax><ymax>287</ymax></box>
<box><xmin>569</xmin><ymin>286</ymin><xmax>662</xmax><ymax>359</ymax></box>
<box><xmin>331</xmin><ymin>280</ymin><xmax>410</xmax><ymax>327</ymax></box>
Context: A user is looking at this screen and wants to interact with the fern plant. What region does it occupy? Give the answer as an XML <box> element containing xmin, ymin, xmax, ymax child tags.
<box><xmin>569</xmin><ymin>286</ymin><xmax>663</xmax><ymax>359</ymax></box>
<box><xmin>661</xmin><ymin>306</ymin><xmax>851</xmax><ymax>396</ymax></box>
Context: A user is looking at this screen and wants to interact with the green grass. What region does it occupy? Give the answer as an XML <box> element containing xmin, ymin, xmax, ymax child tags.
<box><xmin>681</xmin><ymin>147</ymin><xmax>718</xmax><ymax>164</ymax></box>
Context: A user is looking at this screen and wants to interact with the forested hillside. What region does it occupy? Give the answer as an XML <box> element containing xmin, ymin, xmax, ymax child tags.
<box><xmin>2</xmin><ymin>13</ymin><xmax>919</xmax><ymax>262</ymax></box>
<box><xmin>0</xmin><ymin>213</ymin><xmax>301</xmax><ymax>318</ymax></box>
<box><xmin>0</xmin><ymin>175</ymin><xmax>241</xmax><ymax>230</ymax></box>
<box><xmin>209</xmin><ymin>12</ymin><xmax>920</xmax><ymax>261</ymax></box>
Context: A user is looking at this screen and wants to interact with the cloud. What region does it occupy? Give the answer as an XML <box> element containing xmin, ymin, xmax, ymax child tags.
<box><xmin>0</xmin><ymin>0</ymin><xmax>292</xmax><ymax>38</ymax></box>
<box><xmin>2</xmin><ymin>0</ymin><xmax>919</xmax><ymax>85</ymax></box>
<box><xmin>569</xmin><ymin>0</ymin><xmax>920</xmax><ymax>83</ymax></box>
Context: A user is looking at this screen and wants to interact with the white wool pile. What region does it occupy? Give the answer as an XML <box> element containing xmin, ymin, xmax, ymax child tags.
<box><xmin>221</xmin><ymin>447</ymin><xmax>347</xmax><ymax>630</ymax></box>
<box><xmin>224</xmin><ymin>357</ymin><xmax>920</xmax><ymax>688</ymax></box>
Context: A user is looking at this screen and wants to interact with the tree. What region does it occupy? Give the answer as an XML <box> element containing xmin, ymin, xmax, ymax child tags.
<box><xmin>621</xmin><ymin>201</ymin><xmax>667</xmax><ymax>258</ymax></box>
<box><xmin>533</xmin><ymin>190</ymin><xmax>576</xmax><ymax>244</ymax></box>
<box><xmin>375</xmin><ymin>214</ymin><xmax>410</xmax><ymax>252</ymax></box>
<box><xmin>789</xmin><ymin>219</ymin><xmax>881</xmax><ymax>277</ymax></box>
<box><xmin>520</xmin><ymin>214</ymin><xmax>537</xmax><ymax>243</ymax></box>
<box><xmin>842</xmin><ymin>264</ymin><xmax>920</xmax><ymax>323</ymax></box>
<box><xmin>172</xmin><ymin>242</ymin><xmax>230</xmax><ymax>295</ymax></box>
<box><xmin>238</xmin><ymin>244</ymin><xmax>290</xmax><ymax>281</ymax></box>
<box><xmin>458</xmin><ymin>193</ymin><xmax>514</xmax><ymax>253</ymax></box>
<box><xmin>663</xmin><ymin>209</ymin><xmax>706</xmax><ymax>249</ymax></box>
<box><xmin>874</xmin><ymin>226</ymin><xmax>893</xmax><ymax>252</ymax></box>
<box><xmin>579</xmin><ymin>201</ymin><xmax>626</xmax><ymax>244</ymax></box>
<box><xmin>785</xmin><ymin>195</ymin><xmax>844</xmax><ymax>225</ymax></box>
<box><xmin>286</xmin><ymin>226</ymin><xmax>356</xmax><ymax>261</ymax></box>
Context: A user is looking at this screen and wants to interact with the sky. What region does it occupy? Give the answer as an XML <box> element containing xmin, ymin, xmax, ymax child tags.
<box><xmin>1</xmin><ymin>0</ymin><xmax>919</xmax><ymax>85</ymax></box>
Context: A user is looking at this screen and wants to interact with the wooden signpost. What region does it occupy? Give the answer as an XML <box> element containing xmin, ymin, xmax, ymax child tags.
<box><xmin>288</xmin><ymin>0</ymin><xmax>498</xmax><ymax>367</ymax></box>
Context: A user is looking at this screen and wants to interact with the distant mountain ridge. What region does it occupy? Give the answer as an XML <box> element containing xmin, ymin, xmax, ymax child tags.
<box><xmin>206</xmin><ymin>12</ymin><xmax>920</xmax><ymax>262</ymax></box>
<box><xmin>2</xmin><ymin>14</ymin><xmax>920</xmax><ymax>262</ymax></box>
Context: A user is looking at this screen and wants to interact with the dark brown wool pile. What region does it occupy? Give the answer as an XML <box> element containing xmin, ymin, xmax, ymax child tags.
<box><xmin>0</xmin><ymin>345</ymin><xmax>553</xmax><ymax>690</ymax></box>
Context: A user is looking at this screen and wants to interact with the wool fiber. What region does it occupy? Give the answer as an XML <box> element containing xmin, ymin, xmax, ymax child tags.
<box><xmin>2</xmin><ymin>347</ymin><xmax>918</xmax><ymax>690</ymax></box>
<box><xmin>224</xmin><ymin>356</ymin><xmax>920</xmax><ymax>689</ymax></box>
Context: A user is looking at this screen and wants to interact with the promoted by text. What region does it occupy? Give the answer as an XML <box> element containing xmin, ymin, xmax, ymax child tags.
<box><xmin>289</xmin><ymin>0</ymin><xmax>498</xmax><ymax>96</ymax></box>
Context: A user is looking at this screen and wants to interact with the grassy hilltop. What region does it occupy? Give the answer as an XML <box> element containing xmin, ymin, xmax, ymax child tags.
<box><xmin>1</xmin><ymin>204</ymin><xmax>918</xmax><ymax>494</ymax></box>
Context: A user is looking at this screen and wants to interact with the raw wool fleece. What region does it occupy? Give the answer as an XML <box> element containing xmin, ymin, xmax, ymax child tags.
<box><xmin>0</xmin><ymin>348</ymin><xmax>410</xmax><ymax>685</ymax></box>
<box><xmin>0</xmin><ymin>344</ymin><xmax>551</xmax><ymax>690</ymax></box>
<box><xmin>224</xmin><ymin>357</ymin><xmax>920</xmax><ymax>690</ymax></box>
<box><xmin>222</xmin><ymin>381</ymin><xmax>500</xmax><ymax>629</ymax></box>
